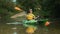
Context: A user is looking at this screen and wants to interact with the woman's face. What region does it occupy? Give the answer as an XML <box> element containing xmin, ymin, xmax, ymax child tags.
<box><xmin>29</xmin><ymin>9</ymin><xmax>32</xmax><ymax>13</ymax></box>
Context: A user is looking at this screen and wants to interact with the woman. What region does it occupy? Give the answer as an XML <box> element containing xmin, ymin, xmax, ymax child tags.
<box><xmin>23</xmin><ymin>9</ymin><xmax>37</xmax><ymax>34</ymax></box>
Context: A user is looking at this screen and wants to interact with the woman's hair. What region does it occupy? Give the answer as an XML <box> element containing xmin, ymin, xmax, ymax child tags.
<box><xmin>27</xmin><ymin>9</ymin><xmax>33</xmax><ymax>13</ymax></box>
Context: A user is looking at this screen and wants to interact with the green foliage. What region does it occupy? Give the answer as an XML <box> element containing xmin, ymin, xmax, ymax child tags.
<box><xmin>0</xmin><ymin>0</ymin><xmax>60</xmax><ymax>22</ymax></box>
<box><xmin>0</xmin><ymin>0</ymin><xmax>20</xmax><ymax>22</ymax></box>
<box><xmin>17</xmin><ymin>0</ymin><xmax>54</xmax><ymax>17</ymax></box>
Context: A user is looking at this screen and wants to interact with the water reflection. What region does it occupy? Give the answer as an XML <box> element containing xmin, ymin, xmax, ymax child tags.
<box><xmin>0</xmin><ymin>21</ymin><xmax>60</xmax><ymax>34</ymax></box>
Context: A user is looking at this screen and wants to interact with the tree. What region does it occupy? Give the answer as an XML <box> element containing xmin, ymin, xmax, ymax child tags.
<box><xmin>0</xmin><ymin>0</ymin><xmax>20</xmax><ymax>23</ymax></box>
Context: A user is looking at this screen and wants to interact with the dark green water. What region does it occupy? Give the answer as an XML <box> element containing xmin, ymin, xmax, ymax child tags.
<box><xmin>0</xmin><ymin>23</ymin><xmax>60</xmax><ymax>34</ymax></box>
<box><xmin>0</xmin><ymin>19</ymin><xmax>60</xmax><ymax>34</ymax></box>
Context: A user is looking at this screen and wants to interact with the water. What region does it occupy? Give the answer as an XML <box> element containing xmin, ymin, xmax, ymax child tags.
<box><xmin>0</xmin><ymin>20</ymin><xmax>60</xmax><ymax>34</ymax></box>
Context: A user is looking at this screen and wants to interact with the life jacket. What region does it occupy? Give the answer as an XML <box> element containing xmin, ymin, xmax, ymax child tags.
<box><xmin>26</xmin><ymin>13</ymin><xmax>35</xmax><ymax>20</ymax></box>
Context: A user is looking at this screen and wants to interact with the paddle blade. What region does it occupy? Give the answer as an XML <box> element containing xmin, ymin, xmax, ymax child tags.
<box><xmin>45</xmin><ymin>21</ymin><xmax>50</xmax><ymax>26</ymax></box>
